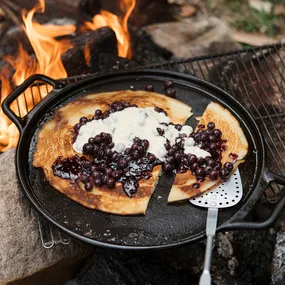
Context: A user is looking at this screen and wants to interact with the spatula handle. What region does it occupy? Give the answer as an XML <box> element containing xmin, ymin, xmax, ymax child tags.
<box><xmin>199</xmin><ymin>207</ymin><xmax>219</xmax><ymax>285</ymax></box>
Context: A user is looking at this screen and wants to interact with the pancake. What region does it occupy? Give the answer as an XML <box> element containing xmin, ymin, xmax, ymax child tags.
<box><xmin>33</xmin><ymin>90</ymin><xmax>192</xmax><ymax>215</ymax></box>
<box><xmin>168</xmin><ymin>102</ymin><xmax>248</xmax><ymax>202</ymax></box>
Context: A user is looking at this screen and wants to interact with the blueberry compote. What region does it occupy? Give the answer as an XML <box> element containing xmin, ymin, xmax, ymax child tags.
<box><xmin>161</xmin><ymin>122</ymin><xmax>235</xmax><ymax>188</ymax></box>
<box><xmin>53</xmin><ymin>132</ymin><xmax>159</xmax><ymax>196</ymax></box>
<box><xmin>52</xmin><ymin>101</ymin><xmax>236</xmax><ymax>195</ymax></box>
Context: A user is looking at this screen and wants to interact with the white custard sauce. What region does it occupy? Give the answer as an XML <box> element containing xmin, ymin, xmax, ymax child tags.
<box><xmin>73</xmin><ymin>107</ymin><xmax>209</xmax><ymax>161</ymax></box>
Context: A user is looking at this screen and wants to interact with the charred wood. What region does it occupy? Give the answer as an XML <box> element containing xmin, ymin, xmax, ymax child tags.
<box><xmin>62</xmin><ymin>27</ymin><xmax>118</xmax><ymax>76</ymax></box>
<box><xmin>76</xmin><ymin>0</ymin><xmax>101</xmax><ymax>32</ymax></box>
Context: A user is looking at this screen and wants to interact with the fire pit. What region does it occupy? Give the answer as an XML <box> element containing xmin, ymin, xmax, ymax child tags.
<box><xmin>0</xmin><ymin>0</ymin><xmax>284</xmax><ymax>285</ymax></box>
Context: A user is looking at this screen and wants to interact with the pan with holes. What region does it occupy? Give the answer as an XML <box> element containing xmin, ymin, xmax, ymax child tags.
<box><xmin>3</xmin><ymin>69</ymin><xmax>285</xmax><ymax>249</ymax></box>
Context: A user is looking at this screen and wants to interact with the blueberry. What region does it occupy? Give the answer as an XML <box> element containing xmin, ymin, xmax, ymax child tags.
<box><xmin>209</xmin><ymin>135</ymin><xmax>217</xmax><ymax>142</ymax></box>
<box><xmin>192</xmin><ymin>183</ymin><xmax>200</xmax><ymax>189</ymax></box>
<box><xmin>157</xmin><ymin>128</ymin><xmax>164</xmax><ymax>136</ymax></box>
<box><xmin>83</xmin><ymin>143</ymin><xmax>93</xmax><ymax>154</ymax></box>
<box><xmin>92</xmin><ymin>170</ymin><xmax>101</xmax><ymax>179</ymax></box>
<box><xmin>219</xmin><ymin>168</ymin><xmax>230</xmax><ymax>179</ymax></box>
<box><xmin>85</xmin><ymin>182</ymin><xmax>93</xmax><ymax>191</ymax></box>
<box><xmin>105</xmin><ymin>168</ymin><xmax>113</xmax><ymax>177</ymax></box>
<box><xmin>214</xmin><ymin>161</ymin><xmax>222</xmax><ymax>170</ymax></box>
<box><xmin>137</xmin><ymin>158</ymin><xmax>144</xmax><ymax>165</ymax></box>
<box><xmin>198</xmin><ymin>157</ymin><xmax>206</xmax><ymax>165</ymax></box>
<box><xmin>194</xmin><ymin>134</ymin><xmax>201</xmax><ymax>142</ymax></box>
<box><xmin>178</xmin><ymin>165</ymin><xmax>187</xmax><ymax>173</ymax></box>
<box><xmin>124</xmin><ymin>148</ymin><xmax>131</xmax><ymax>155</ymax></box>
<box><xmin>88</xmin><ymin>137</ymin><xmax>95</xmax><ymax>144</ymax></box>
<box><xmin>206</xmin><ymin>129</ymin><xmax>214</xmax><ymax>135</ymax></box>
<box><xmin>224</xmin><ymin>162</ymin><xmax>233</xmax><ymax>171</ymax></box>
<box><xmin>187</xmin><ymin>154</ymin><xmax>197</xmax><ymax>164</ymax></box>
<box><xmin>93</xmin><ymin>145</ymin><xmax>99</xmax><ymax>154</ymax></box>
<box><xmin>137</xmin><ymin>145</ymin><xmax>145</xmax><ymax>154</ymax></box>
<box><xmin>80</xmin><ymin>117</ymin><xmax>88</xmax><ymax>124</ymax></box>
<box><xmin>207</xmin><ymin>159</ymin><xmax>216</xmax><ymax>168</ymax></box>
<box><xmin>164</xmin><ymin>80</ymin><xmax>174</xmax><ymax>89</ymax></box>
<box><xmin>181</xmin><ymin>157</ymin><xmax>189</xmax><ymax>166</ymax></box>
<box><xmin>112</xmin><ymin>152</ymin><xmax>120</xmax><ymax>162</ymax></box>
<box><xmin>196</xmin><ymin>167</ymin><xmax>205</xmax><ymax>177</ymax></box>
<box><xmin>74</xmin><ymin>123</ymin><xmax>81</xmax><ymax>132</ymax></box>
<box><xmin>118</xmin><ymin>159</ymin><xmax>128</xmax><ymax>169</ymax></box>
<box><xmin>94</xmin><ymin>178</ymin><xmax>103</xmax><ymax>187</ymax></box>
<box><xmin>81</xmin><ymin>175</ymin><xmax>90</xmax><ymax>183</ymax></box>
<box><xmin>207</xmin><ymin>122</ymin><xmax>215</xmax><ymax>130</ymax></box>
<box><xmin>106</xmin><ymin>178</ymin><xmax>115</xmax><ymax>189</ymax></box>
<box><xmin>204</xmin><ymin>166</ymin><xmax>213</xmax><ymax>175</ymax></box>
<box><xmin>148</xmin><ymin>154</ymin><xmax>156</xmax><ymax>162</ymax></box>
<box><xmin>105</xmin><ymin>148</ymin><xmax>113</xmax><ymax>157</ymax></box>
<box><xmin>94</xmin><ymin>135</ymin><xmax>102</xmax><ymax>144</ymax></box>
<box><xmin>190</xmin><ymin>162</ymin><xmax>199</xmax><ymax>172</ymax></box>
<box><xmin>209</xmin><ymin>143</ymin><xmax>218</xmax><ymax>150</ymax></box>
<box><xmin>108</xmin><ymin>142</ymin><xmax>115</xmax><ymax>149</ymax></box>
<box><xmin>200</xmin><ymin>134</ymin><xmax>208</xmax><ymax>142</ymax></box>
<box><xmin>100</xmin><ymin>132</ymin><xmax>108</xmax><ymax>140</ymax></box>
<box><xmin>91</xmin><ymin>165</ymin><xmax>99</xmax><ymax>172</ymax></box>
<box><xmin>197</xmin><ymin>176</ymin><xmax>205</xmax><ymax>182</ymax></box>
<box><xmin>163</xmin><ymin>163</ymin><xmax>174</xmax><ymax>172</ymax></box>
<box><xmin>166</xmin><ymin>156</ymin><xmax>175</xmax><ymax>164</ymax></box>
<box><xmin>145</xmin><ymin>84</ymin><xmax>154</xmax><ymax>91</ymax></box>
<box><xmin>132</xmin><ymin>150</ymin><xmax>140</xmax><ymax>160</ymax></box>
<box><xmin>142</xmin><ymin>140</ymin><xmax>149</xmax><ymax>150</ymax></box>
<box><xmin>174</xmin><ymin>152</ymin><xmax>182</xmax><ymax>162</ymax></box>
<box><xmin>214</xmin><ymin>129</ymin><xmax>222</xmax><ymax>138</ymax></box>
<box><xmin>95</xmin><ymin>109</ymin><xmax>102</xmax><ymax>116</ymax></box>
<box><xmin>175</xmin><ymin>124</ymin><xmax>182</xmax><ymax>131</ymax></box>
<box><xmin>165</xmin><ymin>87</ymin><xmax>176</xmax><ymax>97</ymax></box>
<box><xmin>125</xmin><ymin>156</ymin><xmax>132</xmax><ymax>162</ymax></box>
<box><xmin>112</xmin><ymin>170</ymin><xmax>123</xmax><ymax>180</ymax></box>
<box><xmin>209</xmin><ymin>170</ymin><xmax>219</xmax><ymax>180</ymax></box>
<box><xmin>164</xmin><ymin>143</ymin><xmax>171</xmax><ymax>150</ymax></box>
<box><xmin>172</xmin><ymin>145</ymin><xmax>179</xmax><ymax>151</ymax></box>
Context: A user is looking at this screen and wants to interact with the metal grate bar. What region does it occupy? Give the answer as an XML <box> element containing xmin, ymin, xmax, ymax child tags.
<box><xmin>36</xmin><ymin>213</ymin><xmax>71</xmax><ymax>248</ymax></box>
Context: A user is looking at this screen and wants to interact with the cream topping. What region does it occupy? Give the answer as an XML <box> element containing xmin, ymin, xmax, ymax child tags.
<box><xmin>73</xmin><ymin>107</ymin><xmax>210</xmax><ymax>161</ymax></box>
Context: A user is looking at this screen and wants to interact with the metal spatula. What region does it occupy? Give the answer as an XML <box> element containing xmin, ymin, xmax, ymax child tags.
<box><xmin>190</xmin><ymin>169</ymin><xmax>243</xmax><ymax>285</ymax></box>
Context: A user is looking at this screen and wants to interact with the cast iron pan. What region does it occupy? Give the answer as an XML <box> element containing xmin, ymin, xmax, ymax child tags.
<box><xmin>3</xmin><ymin>69</ymin><xmax>285</xmax><ymax>250</ymax></box>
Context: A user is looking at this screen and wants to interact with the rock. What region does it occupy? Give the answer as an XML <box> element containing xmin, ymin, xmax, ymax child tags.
<box><xmin>0</xmin><ymin>149</ymin><xmax>93</xmax><ymax>285</ymax></box>
<box><xmin>249</xmin><ymin>0</ymin><xmax>273</xmax><ymax>13</ymax></box>
<box><xmin>143</xmin><ymin>16</ymin><xmax>240</xmax><ymax>59</ymax></box>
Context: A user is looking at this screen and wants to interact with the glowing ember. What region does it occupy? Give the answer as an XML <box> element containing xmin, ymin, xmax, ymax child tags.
<box><xmin>0</xmin><ymin>0</ymin><xmax>135</xmax><ymax>152</ymax></box>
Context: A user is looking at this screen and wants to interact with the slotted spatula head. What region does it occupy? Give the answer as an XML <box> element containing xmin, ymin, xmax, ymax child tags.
<box><xmin>191</xmin><ymin>169</ymin><xmax>243</xmax><ymax>285</ymax></box>
<box><xmin>190</xmin><ymin>169</ymin><xmax>243</xmax><ymax>208</ymax></box>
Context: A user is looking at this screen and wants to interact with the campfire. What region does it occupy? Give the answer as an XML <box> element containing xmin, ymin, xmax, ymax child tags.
<box><xmin>0</xmin><ymin>0</ymin><xmax>135</xmax><ymax>152</ymax></box>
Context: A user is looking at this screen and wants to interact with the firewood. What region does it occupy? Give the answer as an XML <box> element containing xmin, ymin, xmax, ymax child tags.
<box><xmin>62</xmin><ymin>26</ymin><xmax>118</xmax><ymax>76</ymax></box>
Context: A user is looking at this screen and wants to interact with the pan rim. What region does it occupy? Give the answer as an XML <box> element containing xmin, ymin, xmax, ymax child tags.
<box><xmin>15</xmin><ymin>69</ymin><xmax>266</xmax><ymax>249</ymax></box>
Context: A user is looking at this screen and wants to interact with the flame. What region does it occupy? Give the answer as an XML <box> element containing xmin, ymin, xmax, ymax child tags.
<box><xmin>84</xmin><ymin>0</ymin><xmax>135</xmax><ymax>58</ymax></box>
<box><xmin>0</xmin><ymin>0</ymin><xmax>135</xmax><ymax>152</ymax></box>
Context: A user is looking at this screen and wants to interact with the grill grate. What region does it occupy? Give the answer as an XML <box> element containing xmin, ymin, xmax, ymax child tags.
<box><xmin>7</xmin><ymin>43</ymin><xmax>285</xmax><ymax>247</ymax></box>
<box><xmin>149</xmin><ymin>44</ymin><xmax>285</xmax><ymax>203</ymax></box>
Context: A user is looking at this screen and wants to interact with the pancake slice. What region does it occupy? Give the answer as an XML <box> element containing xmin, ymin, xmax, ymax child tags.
<box><xmin>33</xmin><ymin>90</ymin><xmax>192</xmax><ymax>215</ymax></box>
<box><xmin>168</xmin><ymin>102</ymin><xmax>248</xmax><ymax>202</ymax></box>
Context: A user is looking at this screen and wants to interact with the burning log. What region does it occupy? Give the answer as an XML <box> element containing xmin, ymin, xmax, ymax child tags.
<box><xmin>61</xmin><ymin>26</ymin><xmax>118</xmax><ymax>76</ymax></box>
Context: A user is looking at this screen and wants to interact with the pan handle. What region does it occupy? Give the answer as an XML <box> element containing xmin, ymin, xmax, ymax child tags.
<box><xmin>2</xmin><ymin>74</ymin><xmax>62</xmax><ymax>133</ymax></box>
<box><xmin>221</xmin><ymin>168</ymin><xmax>285</xmax><ymax>230</ymax></box>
